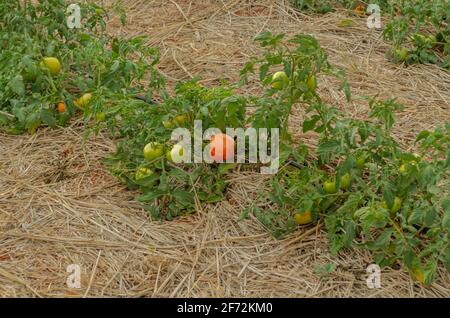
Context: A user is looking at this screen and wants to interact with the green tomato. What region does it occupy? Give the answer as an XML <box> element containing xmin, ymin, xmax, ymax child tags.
<box><xmin>414</xmin><ymin>34</ymin><xmax>427</xmax><ymax>42</ymax></box>
<box><xmin>394</xmin><ymin>47</ymin><xmax>409</xmax><ymax>62</ymax></box>
<box><xmin>414</xmin><ymin>33</ymin><xmax>436</xmax><ymax>46</ymax></box>
<box><xmin>399</xmin><ymin>164</ymin><xmax>407</xmax><ymax>174</ymax></box>
<box><xmin>143</xmin><ymin>142</ymin><xmax>164</xmax><ymax>161</ymax></box>
<box><xmin>175</xmin><ymin>115</ymin><xmax>187</xmax><ymax>126</ymax></box>
<box><xmin>166</xmin><ymin>143</ymin><xmax>185</xmax><ymax>163</ymax></box>
<box><xmin>383</xmin><ymin>196</ymin><xmax>402</xmax><ymax>214</ymax></box>
<box><xmin>95</xmin><ymin>112</ymin><xmax>106</xmax><ymax>122</ymax></box>
<box><xmin>40</xmin><ymin>57</ymin><xmax>61</xmax><ymax>76</ymax></box>
<box><xmin>391</xmin><ymin>197</ymin><xmax>402</xmax><ymax>213</ymax></box>
<box><xmin>293</xmin><ymin>211</ymin><xmax>313</xmax><ymax>225</ymax></box>
<box><xmin>76</xmin><ymin>93</ymin><xmax>92</xmax><ymax>108</ymax></box>
<box><xmin>356</xmin><ymin>157</ymin><xmax>366</xmax><ymax>169</ymax></box>
<box><xmin>323</xmin><ymin>180</ymin><xmax>337</xmax><ymax>194</ymax></box>
<box><xmin>427</xmin><ymin>35</ymin><xmax>437</xmax><ymax>44</ymax></box>
<box><xmin>163</xmin><ymin>119</ymin><xmax>175</xmax><ymax>129</ymax></box>
<box><xmin>135</xmin><ymin>167</ymin><xmax>153</xmax><ymax>181</ymax></box>
<box><xmin>306</xmin><ymin>74</ymin><xmax>317</xmax><ymax>91</ymax></box>
<box><xmin>271</xmin><ymin>71</ymin><xmax>289</xmax><ymax>90</ymax></box>
<box><xmin>22</xmin><ymin>66</ymin><xmax>38</xmax><ymax>82</ymax></box>
<box><xmin>340</xmin><ymin>173</ymin><xmax>351</xmax><ymax>190</ymax></box>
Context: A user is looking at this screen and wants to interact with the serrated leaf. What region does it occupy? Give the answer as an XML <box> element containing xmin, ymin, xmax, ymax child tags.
<box><xmin>317</xmin><ymin>139</ymin><xmax>341</xmax><ymax>162</ymax></box>
<box><xmin>369</xmin><ymin>229</ymin><xmax>393</xmax><ymax>249</ymax></box>
<box><xmin>254</xmin><ymin>31</ymin><xmax>273</xmax><ymax>42</ymax></box>
<box><xmin>408</xmin><ymin>207</ymin><xmax>424</xmax><ymax>225</ymax></box>
<box><xmin>303</xmin><ymin>115</ymin><xmax>320</xmax><ymax>132</ymax></box>
<box><xmin>137</xmin><ymin>189</ymin><xmax>165</xmax><ymax>202</ymax></box>
<box><xmin>40</xmin><ymin>108</ymin><xmax>57</xmax><ymax>128</ymax></box>
<box><xmin>383</xmin><ymin>182</ymin><xmax>395</xmax><ymax>208</ymax></box>
<box><xmin>337</xmin><ymin>193</ymin><xmax>362</xmax><ymax>215</ymax></box>
<box><xmin>343</xmin><ymin>220</ymin><xmax>356</xmax><ymax>247</ymax></box>
<box><xmin>443</xmin><ymin>202</ymin><xmax>450</xmax><ymax>229</ymax></box>
<box><xmin>205</xmin><ymin>193</ymin><xmax>223</xmax><ymax>203</ymax></box>
<box><xmin>238</xmin><ymin>207</ymin><xmax>251</xmax><ymax>222</ymax></box>
<box><xmin>415</xmin><ymin>130</ymin><xmax>430</xmax><ymax>143</ymax></box>
<box><xmin>259</xmin><ymin>63</ymin><xmax>269</xmax><ymax>82</ymax></box>
<box><xmin>11</xmin><ymin>106</ymin><xmax>25</xmax><ymax>123</ymax></box>
<box><xmin>218</xmin><ymin>163</ymin><xmax>237</xmax><ymax>174</ymax></box>
<box><xmin>171</xmin><ymin>190</ymin><xmax>194</xmax><ymax>203</ymax></box>
<box><xmin>9</xmin><ymin>75</ymin><xmax>25</xmax><ymax>96</ymax></box>
<box><xmin>444</xmin><ymin>248</ymin><xmax>450</xmax><ymax>274</ymax></box>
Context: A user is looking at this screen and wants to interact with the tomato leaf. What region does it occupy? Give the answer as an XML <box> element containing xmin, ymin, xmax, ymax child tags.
<box><xmin>137</xmin><ymin>189</ymin><xmax>165</xmax><ymax>202</ymax></box>
<box><xmin>218</xmin><ymin>163</ymin><xmax>236</xmax><ymax>174</ymax></box>
<box><xmin>442</xmin><ymin>198</ymin><xmax>450</xmax><ymax>229</ymax></box>
<box><xmin>171</xmin><ymin>190</ymin><xmax>194</xmax><ymax>203</ymax></box>
<box><xmin>40</xmin><ymin>108</ymin><xmax>57</xmax><ymax>128</ymax></box>
<box><xmin>303</xmin><ymin>115</ymin><xmax>320</xmax><ymax>133</ymax></box>
<box><xmin>444</xmin><ymin>248</ymin><xmax>450</xmax><ymax>274</ymax></box>
<box><xmin>9</xmin><ymin>75</ymin><xmax>25</xmax><ymax>96</ymax></box>
<box><xmin>259</xmin><ymin>63</ymin><xmax>269</xmax><ymax>82</ymax></box>
<box><xmin>383</xmin><ymin>182</ymin><xmax>395</xmax><ymax>208</ymax></box>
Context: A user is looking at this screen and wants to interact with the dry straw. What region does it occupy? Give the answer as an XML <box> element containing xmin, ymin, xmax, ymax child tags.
<box><xmin>0</xmin><ymin>0</ymin><xmax>449</xmax><ymax>297</ymax></box>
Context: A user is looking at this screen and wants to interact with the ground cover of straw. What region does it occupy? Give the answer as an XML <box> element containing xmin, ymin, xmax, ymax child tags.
<box><xmin>0</xmin><ymin>0</ymin><xmax>449</xmax><ymax>297</ymax></box>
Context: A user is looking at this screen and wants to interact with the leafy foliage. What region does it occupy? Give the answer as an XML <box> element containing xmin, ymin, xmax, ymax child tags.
<box><xmin>383</xmin><ymin>0</ymin><xmax>450</xmax><ymax>68</ymax></box>
<box><xmin>242</xmin><ymin>33</ymin><xmax>449</xmax><ymax>283</ymax></box>
<box><xmin>1</xmin><ymin>1</ymin><xmax>448</xmax><ymax>284</ymax></box>
<box><xmin>104</xmin><ymin>81</ymin><xmax>246</xmax><ymax>220</ymax></box>
<box><xmin>289</xmin><ymin>0</ymin><xmax>449</xmax><ymax>68</ymax></box>
<box><xmin>0</xmin><ymin>0</ymin><xmax>162</xmax><ymax>133</ymax></box>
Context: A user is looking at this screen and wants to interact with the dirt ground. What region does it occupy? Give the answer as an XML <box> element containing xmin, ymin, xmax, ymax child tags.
<box><xmin>0</xmin><ymin>0</ymin><xmax>449</xmax><ymax>297</ymax></box>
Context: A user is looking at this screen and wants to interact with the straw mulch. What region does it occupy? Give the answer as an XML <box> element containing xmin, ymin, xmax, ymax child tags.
<box><xmin>0</xmin><ymin>0</ymin><xmax>449</xmax><ymax>297</ymax></box>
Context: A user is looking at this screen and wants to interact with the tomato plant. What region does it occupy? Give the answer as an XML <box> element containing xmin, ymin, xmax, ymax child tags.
<box><xmin>0</xmin><ymin>0</ymin><xmax>163</xmax><ymax>134</ymax></box>
<box><xmin>241</xmin><ymin>33</ymin><xmax>449</xmax><ymax>283</ymax></box>
<box><xmin>103</xmin><ymin>80</ymin><xmax>246</xmax><ymax>220</ymax></box>
<box><xmin>240</xmin><ymin>31</ymin><xmax>350</xmax><ymax>151</ymax></box>
<box><xmin>288</xmin><ymin>1</ymin><xmax>449</xmax><ymax>68</ymax></box>
<box><xmin>383</xmin><ymin>0</ymin><xmax>449</xmax><ymax>68</ymax></box>
<box><xmin>289</xmin><ymin>0</ymin><xmax>391</xmax><ymax>14</ymax></box>
<box><xmin>2</xmin><ymin>0</ymin><xmax>448</xmax><ymax>285</ymax></box>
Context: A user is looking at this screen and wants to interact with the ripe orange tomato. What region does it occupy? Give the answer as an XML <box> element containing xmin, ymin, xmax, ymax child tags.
<box><xmin>57</xmin><ymin>102</ymin><xmax>66</xmax><ymax>113</ymax></box>
<box><xmin>209</xmin><ymin>133</ymin><xmax>235</xmax><ymax>162</ymax></box>
<box><xmin>354</xmin><ymin>5</ymin><xmax>366</xmax><ymax>15</ymax></box>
